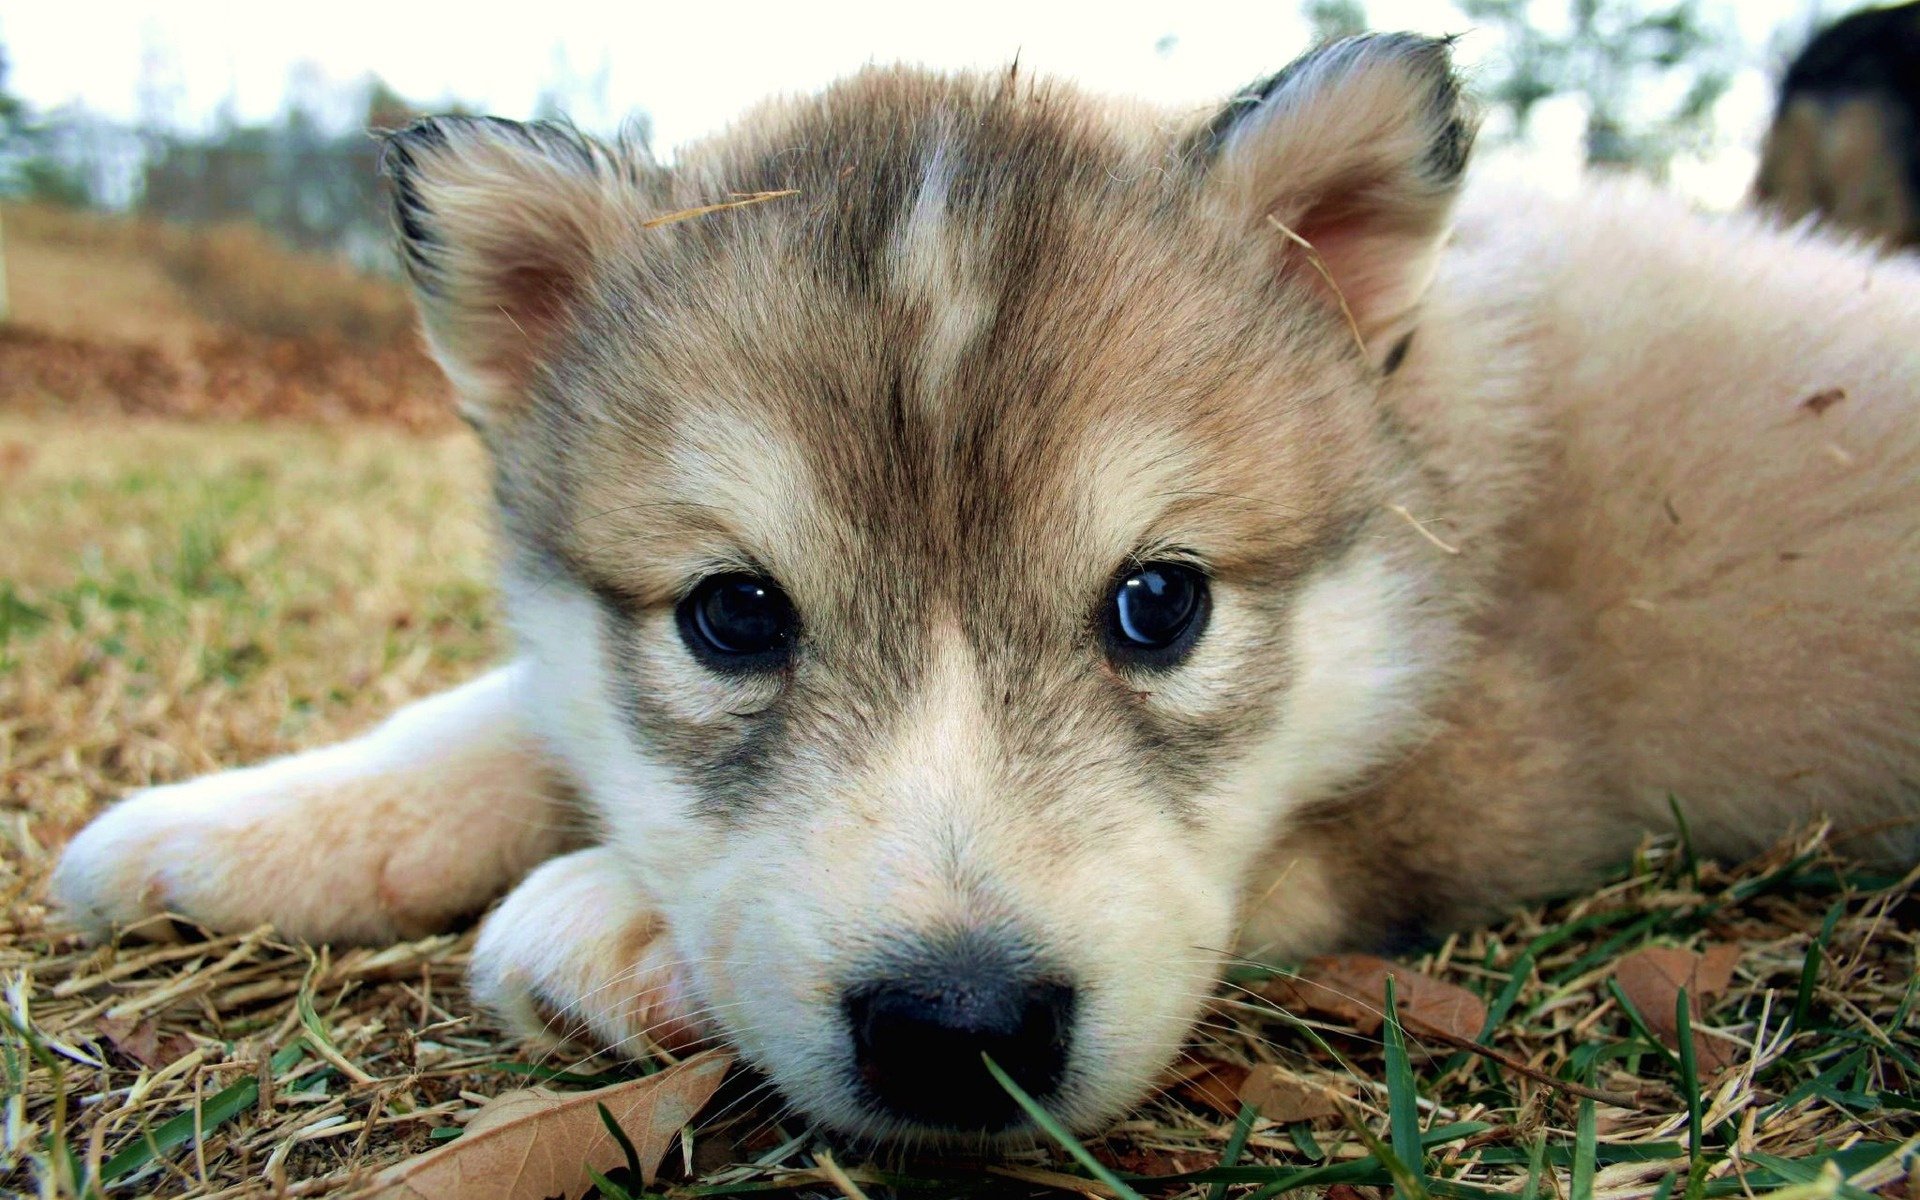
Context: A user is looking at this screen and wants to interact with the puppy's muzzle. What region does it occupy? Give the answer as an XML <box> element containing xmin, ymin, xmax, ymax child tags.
<box><xmin>842</xmin><ymin>932</ymin><xmax>1076</xmax><ymax>1131</ymax></box>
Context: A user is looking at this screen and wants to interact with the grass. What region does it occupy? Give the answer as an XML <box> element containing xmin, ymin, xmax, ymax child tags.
<box><xmin>4</xmin><ymin>202</ymin><xmax>414</xmax><ymax>346</ymax></box>
<box><xmin>0</xmin><ymin>410</ymin><xmax>1912</xmax><ymax>1198</ymax></box>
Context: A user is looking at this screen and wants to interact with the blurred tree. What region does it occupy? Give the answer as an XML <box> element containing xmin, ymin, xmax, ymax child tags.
<box><xmin>140</xmin><ymin>63</ymin><xmax>446</xmax><ymax>272</ymax></box>
<box><xmin>1463</xmin><ymin>0</ymin><xmax>1738</xmax><ymax>170</ymax></box>
<box><xmin>1299</xmin><ymin>0</ymin><xmax>1742</xmax><ymax>174</ymax></box>
<box><xmin>1305</xmin><ymin>0</ymin><xmax>1370</xmax><ymax>42</ymax></box>
<box><xmin>0</xmin><ymin>42</ymin><xmax>106</xmax><ymax>206</ymax></box>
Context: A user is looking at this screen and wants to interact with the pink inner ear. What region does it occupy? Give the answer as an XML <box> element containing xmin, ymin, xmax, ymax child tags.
<box><xmin>1283</xmin><ymin>211</ymin><xmax>1376</xmax><ymax>324</ymax></box>
<box><xmin>1280</xmin><ymin>202</ymin><xmax>1426</xmax><ymax>342</ymax></box>
<box><xmin>477</xmin><ymin>257</ymin><xmax>581</xmax><ymax>382</ymax></box>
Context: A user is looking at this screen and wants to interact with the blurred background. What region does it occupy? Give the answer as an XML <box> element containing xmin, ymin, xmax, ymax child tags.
<box><xmin>0</xmin><ymin>0</ymin><xmax>1913</xmax><ymax>429</ymax></box>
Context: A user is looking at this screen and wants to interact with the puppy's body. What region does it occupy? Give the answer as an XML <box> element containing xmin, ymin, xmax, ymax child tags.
<box><xmin>54</xmin><ymin>38</ymin><xmax>1920</xmax><ymax>1140</ymax></box>
<box><xmin>1277</xmin><ymin>170</ymin><xmax>1920</xmax><ymax>947</ymax></box>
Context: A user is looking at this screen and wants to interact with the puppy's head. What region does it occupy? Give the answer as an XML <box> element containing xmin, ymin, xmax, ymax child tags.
<box><xmin>385</xmin><ymin>34</ymin><xmax>1476</xmax><ymax>1141</ymax></box>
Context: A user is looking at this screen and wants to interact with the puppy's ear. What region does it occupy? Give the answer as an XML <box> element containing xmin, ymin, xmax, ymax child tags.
<box><xmin>381</xmin><ymin>117</ymin><xmax>646</xmax><ymax>420</ymax></box>
<box><xmin>1196</xmin><ymin>34</ymin><xmax>1475</xmax><ymax>361</ymax></box>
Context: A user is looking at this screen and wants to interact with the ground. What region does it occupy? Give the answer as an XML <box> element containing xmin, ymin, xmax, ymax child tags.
<box><xmin>0</xmin><ymin>204</ymin><xmax>1913</xmax><ymax>1198</ymax></box>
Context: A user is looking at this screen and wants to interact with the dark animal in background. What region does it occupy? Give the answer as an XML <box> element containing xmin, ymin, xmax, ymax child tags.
<box><xmin>1755</xmin><ymin>1</ymin><xmax>1920</xmax><ymax>248</ymax></box>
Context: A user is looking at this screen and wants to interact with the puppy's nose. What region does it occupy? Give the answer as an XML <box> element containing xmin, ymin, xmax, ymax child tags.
<box><xmin>844</xmin><ymin>938</ymin><xmax>1075</xmax><ymax>1130</ymax></box>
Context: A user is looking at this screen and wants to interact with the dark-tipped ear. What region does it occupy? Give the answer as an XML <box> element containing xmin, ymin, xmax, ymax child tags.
<box><xmin>380</xmin><ymin>117</ymin><xmax>644</xmax><ymax>419</ymax></box>
<box><xmin>1196</xmin><ymin>34</ymin><xmax>1475</xmax><ymax>363</ymax></box>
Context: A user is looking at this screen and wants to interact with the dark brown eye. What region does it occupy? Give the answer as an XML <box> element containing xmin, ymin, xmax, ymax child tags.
<box><xmin>677</xmin><ymin>574</ymin><xmax>796</xmax><ymax>671</ymax></box>
<box><xmin>1105</xmin><ymin>562</ymin><xmax>1209</xmax><ymax>668</ymax></box>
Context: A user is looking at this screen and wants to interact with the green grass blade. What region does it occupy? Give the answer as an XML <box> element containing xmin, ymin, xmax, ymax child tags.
<box><xmin>100</xmin><ymin>1040</ymin><xmax>306</xmax><ymax>1182</ymax></box>
<box><xmin>1571</xmin><ymin>1095</ymin><xmax>1597</xmax><ymax>1200</ymax></box>
<box><xmin>983</xmin><ymin>1054</ymin><xmax>1145</xmax><ymax>1200</ymax></box>
<box><xmin>1208</xmin><ymin>1102</ymin><xmax>1261</xmax><ymax>1200</ymax></box>
<box><xmin>1289</xmin><ymin>1121</ymin><xmax>1325</xmax><ymax>1160</ymax></box>
<box><xmin>1479</xmin><ymin>952</ymin><xmax>1535</xmax><ymax>1043</ymax></box>
<box><xmin>1383</xmin><ymin>977</ymin><xmax>1427</xmax><ymax>1200</ymax></box>
<box><xmin>1238</xmin><ymin>1159</ymin><xmax>1390</xmax><ymax>1200</ymax></box>
<box><xmin>1791</xmin><ymin>901</ymin><xmax>1846</xmax><ymax>1033</ymax></box>
<box><xmin>1676</xmin><ymin>986</ymin><xmax>1707</xmax><ymax>1200</ymax></box>
<box><xmin>1765</xmin><ymin>1047</ymin><xmax>1868</xmax><ymax>1120</ymax></box>
<box><xmin>1340</xmin><ymin>1098</ymin><xmax>1430</xmax><ymax>1200</ymax></box>
<box><xmin>598</xmin><ymin>1100</ymin><xmax>645</xmax><ymax>1182</ymax></box>
<box><xmin>1445</xmin><ymin>952</ymin><xmax>1536</xmax><ymax>1082</ymax></box>
<box><xmin>588</xmin><ymin>1166</ymin><xmax>640</xmax><ymax>1200</ymax></box>
<box><xmin>1520</xmin><ymin>1134</ymin><xmax>1546</xmax><ymax>1200</ymax></box>
<box><xmin>1666</xmin><ymin>795</ymin><xmax>1699</xmax><ymax>888</ymax></box>
<box><xmin>1606</xmin><ymin>978</ymin><xmax>1681</xmax><ymax>1072</ymax></box>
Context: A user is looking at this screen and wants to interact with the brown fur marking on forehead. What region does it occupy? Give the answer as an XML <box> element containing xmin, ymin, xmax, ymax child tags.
<box><xmin>672</xmin><ymin>67</ymin><xmax>1176</xmax><ymax>296</ymax></box>
<box><xmin>513</xmin><ymin>65</ymin><xmax>1383</xmax><ymax>586</ymax></box>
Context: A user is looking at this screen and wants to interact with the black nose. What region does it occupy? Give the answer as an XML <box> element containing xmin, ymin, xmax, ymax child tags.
<box><xmin>844</xmin><ymin>938</ymin><xmax>1076</xmax><ymax>1131</ymax></box>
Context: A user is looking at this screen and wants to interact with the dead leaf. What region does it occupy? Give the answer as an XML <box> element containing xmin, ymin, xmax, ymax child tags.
<box><xmin>1096</xmin><ymin>1146</ymin><xmax>1220</xmax><ymax>1177</ymax></box>
<box><xmin>96</xmin><ymin>1016</ymin><xmax>193</xmax><ymax>1070</ymax></box>
<box><xmin>1263</xmin><ymin>954</ymin><xmax>1488</xmax><ymax>1044</ymax></box>
<box><xmin>1612</xmin><ymin>945</ymin><xmax>1743</xmax><ymax>1074</ymax></box>
<box><xmin>366</xmin><ymin>1050</ymin><xmax>730</xmax><ymax>1199</ymax></box>
<box><xmin>1237</xmin><ymin>1065</ymin><xmax>1343</xmax><ymax>1122</ymax></box>
<box><xmin>1167</xmin><ymin>1058</ymin><xmax>1251</xmax><ymax>1116</ymax></box>
<box><xmin>1799</xmin><ymin>387</ymin><xmax>1846</xmax><ymax>415</ymax></box>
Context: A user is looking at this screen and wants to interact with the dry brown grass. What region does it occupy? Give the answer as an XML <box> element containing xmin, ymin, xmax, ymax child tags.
<box><xmin>0</xmin><ymin>204</ymin><xmax>453</xmax><ymax>430</ymax></box>
<box><xmin>4</xmin><ymin>204</ymin><xmax>412</xmax><ymax>347</ymax></box>
<box><xmin>155</xmin><ymin>224</ymin><xmax>414</xmax><ymax>347</ymax></box>
<box><xmin>0</xmin><ymin>417</ymin><xmax>508</xmax><ymax>1196</ymax></box>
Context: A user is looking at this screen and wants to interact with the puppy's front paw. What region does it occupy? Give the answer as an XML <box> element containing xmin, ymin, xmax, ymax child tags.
<box><xmin>471</xmin><ymin>848</ymin><xmax>705</xmax><ymax>1058</ymax></box>
<box><xmin>52</xmin><ymin>778</ymin><xmax>249</xmax><ymax>939</ymax></box>
<box><xmin>51</xmin><ymin>760</ymin><xmax>521</xmax><ymax>945</ymax></box>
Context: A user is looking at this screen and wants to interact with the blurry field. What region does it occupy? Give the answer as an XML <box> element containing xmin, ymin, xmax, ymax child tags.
<box><xmin>0</xmin><ymin>419</ymin><xmax>498</xmax><ymax>842</ymax></box>
<box><xmin>1</xmin><ymin>204</ymin><xmax>452</xmax><ymax>430</ymax></box>
<box><xmin>0</xmin><ymin>207</ymin><xmax>1913</xmax><ymax>1198</ymax></box>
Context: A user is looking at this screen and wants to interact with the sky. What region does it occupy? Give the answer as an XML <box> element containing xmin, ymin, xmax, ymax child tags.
<box><xmin>0</xmin><ymin>0</ymin><xmax>1845</xmax><ymax>206</ymax></box>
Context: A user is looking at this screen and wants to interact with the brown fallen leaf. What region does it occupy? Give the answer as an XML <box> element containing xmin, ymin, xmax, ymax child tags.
<box><xmin>1612</xmin><ymin>944</ymin><xmax>1743</xmax><ymax>1074</ymax></box>
<box><xmin>1237</xmin><ymin>1065</ymin><xmax>1343</xmax><ymax>1122</ymax></box>
<box><xmin>1096</xmin><ymin>1146</ymin><xmax>1222</xmax><ymax>1178</ymax></box>
<box><xmin>366</xmin><ymin>1050</ymin><xmax>730</xmax><ymax>1200</ymax></box>
<box><xmin>1799</xmin><ymin>387</ymin><xmax>1846</xmax><ymax>415</ymax></box>
<box><xmin>1263</xmin><ymin>954</ymin><xmax>1488</xmax><ymax>1044</ymax></box>
<box><xmin>96</xmin><ymin>1015</ymin><xmax>194</xmax><ymax>1070</ymax></box>
<box><xmin>1167</xmin><ymin>1058</ymin><xmax>1251</xmax><ymax>1116</ymax></box>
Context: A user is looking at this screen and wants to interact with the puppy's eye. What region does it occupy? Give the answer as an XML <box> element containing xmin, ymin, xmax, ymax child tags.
<box><xmin>678</xmin><ymin>574</ymin><xmax>797</xmax><ymax>670</ymax></box>
<box><xmin>1106</xmin><ymin>562</ymin><xmax>1209</xmax><ymax>668</ymax></box>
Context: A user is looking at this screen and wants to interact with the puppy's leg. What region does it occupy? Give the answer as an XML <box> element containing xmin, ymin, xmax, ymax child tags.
<box><xmin>52</xmin><ymin>661</ymin><xmax>574</xmax><ymax>944</ymax></box>
<box><xmin>470</xmin><ymin>847</ymin><xmax>705</xmax><ymax>1056</ymax></box>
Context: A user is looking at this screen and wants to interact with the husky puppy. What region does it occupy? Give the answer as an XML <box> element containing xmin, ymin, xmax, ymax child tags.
<box><xmin>52</xmin><ymin>35</ymin><xmax>1920</xmax><ymax>1141</ymax></box>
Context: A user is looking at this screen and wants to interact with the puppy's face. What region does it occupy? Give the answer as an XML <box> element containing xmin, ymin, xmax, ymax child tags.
<box><xmin>388</xmin><ymin>36</ymin><xmax>1474</xmax><ymax>1139</ymax></box>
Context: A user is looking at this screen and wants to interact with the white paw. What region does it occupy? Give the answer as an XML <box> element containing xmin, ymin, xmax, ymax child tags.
<box><xmin>52</xmin><ymin>775</ymin><xmax>262</xmax><ymax>939</ymax></box>
<box><xmin>51</xmin><ymin>756</ymin><xmax>511</xmax><ymax>945</ymax></box>
<box><xmin>471</xmin><ymin>847</ymin><xmax>704</xmax><ymax>1058</ymax></box>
